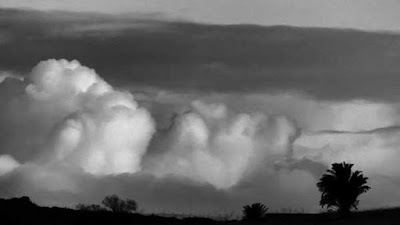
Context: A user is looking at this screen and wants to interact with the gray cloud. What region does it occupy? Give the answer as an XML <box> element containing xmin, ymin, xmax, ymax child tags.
<box><xmin>1</xmin><ymin>9</ymin><xmax>400</xmax><ymax>101</ymax></box>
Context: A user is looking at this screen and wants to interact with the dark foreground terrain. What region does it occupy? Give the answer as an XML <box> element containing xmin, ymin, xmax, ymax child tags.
<box><xmin>1</xmin><ymin>197</ymin><xmax>400</xmax><ymax>225</ymax></box>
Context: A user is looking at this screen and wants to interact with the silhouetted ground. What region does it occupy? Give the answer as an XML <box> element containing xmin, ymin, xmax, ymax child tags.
<box><xmin>2</xmin><ymin>197</ymin><xmax>400</xmax><ymax>224</ymax></box>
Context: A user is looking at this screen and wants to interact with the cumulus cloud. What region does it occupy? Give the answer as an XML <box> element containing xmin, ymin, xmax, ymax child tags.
<box><xmin>9</xmin><ymin>59</ymin><xmax>155</xmax><ymax>175</ymax></box>
<box><xmin>2</xmin><ymin>57</ymin><xmax>400</xmax><ymax>212</ymax></box>
<box><xmin>0</xmin><ymin>155</ymin><xmax>20</xmax><ymax>176</ymax></box>
<box><xmin>142</xmin><ymin>100</ymin><xmax>301</xmax><ymax>189</ymax></box>
<box><xmin>3</xmin><ymin>59</ymin><xmax>300</xmax><ymax>191</ymax></box>
<box><xmin>0</xmin><ymin>57</ymin><xmax>303</xmax><ymax>189</ymax></box>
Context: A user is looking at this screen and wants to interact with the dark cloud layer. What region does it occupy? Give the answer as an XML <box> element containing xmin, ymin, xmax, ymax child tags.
<box><xmin>1</xmin><ymin>9</ymin><xmax>400</xmax><ymax>100</ymax></box>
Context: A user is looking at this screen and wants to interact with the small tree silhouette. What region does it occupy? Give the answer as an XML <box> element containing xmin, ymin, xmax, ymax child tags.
<box><xmin>317</xmin><ymin>162</ymin><xmax>370</xmax><ymax>215</ymax></box>
<box><xmin>101</xmin><ymin>194</ymin><xmax>138</xmax><ymax>213</ymax></box>
<box><xmin>76</xmin><ymin>203</ymin><xmax>107</xmax><ymax>212</ymax></box>
<box><xmin>242</xmin><ymin>203</ymin><xmax>268</xmax><ymax>220</ymax></box>
<box><xmin>125</xmin><ymin>199</ymin><xmax>138</xmax><ymax>212</ymax></box>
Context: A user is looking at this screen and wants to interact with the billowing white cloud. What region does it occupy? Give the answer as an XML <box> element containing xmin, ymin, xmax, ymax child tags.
<box><xmin>0</xmin><ymin>154</ymin><xmax>20</xmax><ymax>176</ymax></box>
<box><xmin>22</xmin><ymin>59</ymin><xmax>155</xmax><ymax>175</ymax></box>
<box><xmin>2</xmin><ymin>58</ymin><xmax>400</xmax><ymax>212</ymax></box>
<box><xmin>146</xmin><ymin>100</ymin><xmax>298</xmax><ymax>189</ymax></box>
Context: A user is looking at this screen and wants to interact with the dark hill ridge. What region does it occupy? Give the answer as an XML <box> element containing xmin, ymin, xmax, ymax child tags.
<box><xmin>0</xmin><ymin>196</ymin><xmax>217</xmax><ymax>225</ymax></box>
<box><xmin>2</xmin><ymin>196</ymin><xmax>400</xmax><ymax>224</ymax></box>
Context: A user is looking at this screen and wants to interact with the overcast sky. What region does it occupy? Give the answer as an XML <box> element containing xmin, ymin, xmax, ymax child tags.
<box><xmin>1</xmin><ymin>0</ymin><xmax>400</xmax><ymax>30</ymax></box>
<box><xmin>1</xmin><ymin>3</ymin><xmax>400</xmax><ymax>215</ymax></box>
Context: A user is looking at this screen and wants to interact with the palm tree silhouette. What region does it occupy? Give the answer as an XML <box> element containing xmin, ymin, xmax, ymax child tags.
<box><xmin>317</xmin><ymin>162</ymin><xmax>370</xmax><ymax>215</ymax></box>
<box><xmin>242</xmin><ymin>203</ymin><xmax>268</xmax><ymax>220</ymax></box>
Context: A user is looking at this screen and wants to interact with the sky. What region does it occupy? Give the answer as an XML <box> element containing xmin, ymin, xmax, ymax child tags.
<box><xmin>1</xmin><ymin>1</ymin><xmax>400</xmax><ymax>216</ymax></box>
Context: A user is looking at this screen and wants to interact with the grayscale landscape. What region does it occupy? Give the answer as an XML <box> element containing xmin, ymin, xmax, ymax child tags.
<box><xmin>1</xmin><ymin>1</ymin><xmax>400</xmax><ymax>224</ymax></box>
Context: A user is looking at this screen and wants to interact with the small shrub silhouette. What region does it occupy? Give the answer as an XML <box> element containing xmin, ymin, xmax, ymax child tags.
<box><xmin>242</xmin><ymin>203</ymin><xmax>268</xmax><ymax>220</ymax></box>
<box><xmin>102</xmin><ymin>194</ymin><xmax>138</xmax><ymax>213</ymax></box>
<box><xmin>76</xmin><ymin>203</ymin><xmax>107</xmax><ymax>212</ymax></box>
<box><xmin>317</xmin><ymin>162</ymin><xmax>370</xmax><ymax>215</ymax></box>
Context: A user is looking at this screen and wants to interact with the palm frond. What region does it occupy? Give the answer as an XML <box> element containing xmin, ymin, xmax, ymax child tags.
<box><xmin>316</xmin><ymin>162</ymin><xmax>370</xmax><ymax>214</ymax></box>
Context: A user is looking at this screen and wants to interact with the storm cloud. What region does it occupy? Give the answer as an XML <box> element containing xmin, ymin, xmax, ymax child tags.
<box><xmin>1</xmin><ymin>9</ymin><xmax>400</xmax><ymax>100</ymax></box>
